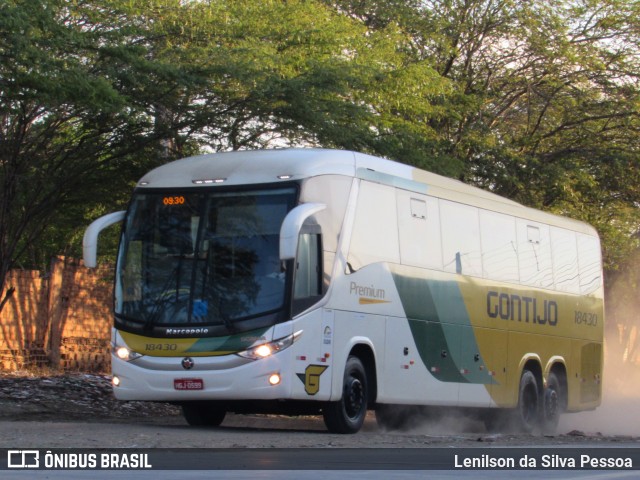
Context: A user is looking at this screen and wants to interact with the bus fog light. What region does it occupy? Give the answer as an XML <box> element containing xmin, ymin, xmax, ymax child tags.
<box><xmin>269</xmin><ymin>374</ymin><xmax>281</xmax><ymax>386</ymax></box>
<box><xmin>112</xmin><ymin>376</ymin><xmax>121</xmax><ymax>387</ymax></box>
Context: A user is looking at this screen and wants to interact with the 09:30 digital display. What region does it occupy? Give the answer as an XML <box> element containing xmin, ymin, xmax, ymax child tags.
<box><xmin>162</xmin><ymin>195</ymin><xmax>185</xmax><ymax>206</ymax></box>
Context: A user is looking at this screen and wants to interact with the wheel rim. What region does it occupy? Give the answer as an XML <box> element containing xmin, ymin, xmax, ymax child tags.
<box><xmin>344</xmin><ymin>375</ymin><xmax>365</xmax><ymax>419</ymax></box>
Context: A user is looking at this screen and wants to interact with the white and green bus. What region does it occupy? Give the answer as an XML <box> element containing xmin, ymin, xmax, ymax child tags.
<box><xmin>84</xmin><ymin>148</ymin><xmax>603</xmax><ymax>434</ymax></box>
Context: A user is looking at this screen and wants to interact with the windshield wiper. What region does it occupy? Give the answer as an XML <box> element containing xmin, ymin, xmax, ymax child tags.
<box><xmin>219</xmin><ymin>310</ymin><xmax>236</xmax><ymax>333</ymax></box>
<box><xmin>143</xmin><ymin>263</ymin><xmax>183</xmax><ymax>330</ymax></box>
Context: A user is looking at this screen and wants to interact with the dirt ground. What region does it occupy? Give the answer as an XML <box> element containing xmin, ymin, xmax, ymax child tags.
<box><xmin>1</xmin><ymin>371</ymin><xmax>639</xmax><ymax>449</ymax></box>
<box><xmin>0</xmin><ymin>371</ymin><xmax>179</xmax><ymax>423</ymax></box>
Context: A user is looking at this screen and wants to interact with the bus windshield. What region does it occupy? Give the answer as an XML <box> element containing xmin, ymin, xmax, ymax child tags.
<box><xmin>115</xmin><ymin>187</ymin><xmax>297</xmax><ymax>330</ymax></box>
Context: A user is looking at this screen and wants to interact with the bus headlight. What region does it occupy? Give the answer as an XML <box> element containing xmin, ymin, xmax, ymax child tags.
<box><xmin>112</xmin><ymin>343</ymin><xmax>142</xmax><ymax>362</ymax></box>
<box><xmin>237</xmin><ymin>330</ymin><xmax>302</xmax><ymax>360</ymax></box>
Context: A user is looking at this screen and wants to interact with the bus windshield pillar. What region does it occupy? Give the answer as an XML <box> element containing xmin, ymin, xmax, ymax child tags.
<box><xmin>279</xmin><ymin>203</ymin><xmax>326</xmax><ymax>260</ymax></box>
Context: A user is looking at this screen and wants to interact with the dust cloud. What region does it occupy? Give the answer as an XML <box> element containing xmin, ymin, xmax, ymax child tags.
<box><xmin>560</xmin><ymin>264</ymin><xmax>640</xmax><ymax>437</ymax></box>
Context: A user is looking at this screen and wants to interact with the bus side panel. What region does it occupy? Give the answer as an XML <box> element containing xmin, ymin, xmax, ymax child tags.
<box><xmin>331</xmin><ymin>262</ymin><xmax>603</xmax><ymax>411</ymax></box>
<box><xmin>472</xmin><ymin>326</ymin><xmax>508</xmax><ymax>406</ymax></box>
<box><xmin>458</xmin><ymin>324</ymin><xmax>493</xmax><ymax>407</ymax></box>
<box><xmin>568</xmin><ymin>339</ymin><xmax>603</xmax><ymax>411</ymax></box>
<box><xmin>388</xmin><ymin>267</ymin><xmax>494</xmax><ymax>407</ymax></box>
<box><xmin>329</xmin><ymin>309</ymin><xmax>386</xmax><ymax>403</ymax></box>
<box><xmin>505</xmin><ymin>332</ymin><xmax>573</xmax><ymax>407</ymax></box>
<box><xmin>288</xmin><ymin>309</ymin><xmax>334</xmax><ymax>401</ymax></box>
<box><xmin>381</xmin><ymin>315</ymin><xmax>460</xmax><ymax>405</ymax></box>
<box><xmin>458</xmin><ymin>278</ymin><xmax>603</xmax><ymax>409</ymax></box>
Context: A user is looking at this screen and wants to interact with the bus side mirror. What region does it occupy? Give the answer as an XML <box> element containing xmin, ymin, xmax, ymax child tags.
<box><xmin>279</xmin><ymin>203</ymin><xmax>326</xmax><ymax>260</ymax></box>
<box><xmin>83</xmin><ymin>211</ymin><xmax>126</xmax><ymax>268</ymax></box>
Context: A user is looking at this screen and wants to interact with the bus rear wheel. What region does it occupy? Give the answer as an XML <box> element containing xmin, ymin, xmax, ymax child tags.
<box><xmin>516</xmin><ymin>370</ymin><xmax>540</xmax><ymax>433</ymax></box>
<box><xmin>542</xmin><ymin>372</ymin><xmax>562</xmax><ymax>434</ymax></box>
<box><xmin>323</xmin><ymin>356</ymin><xmax>368</xmax><ymax>434</ymax></box>
<box><xmin>182</xmin><ymin>402</ymin><xmax>226</xmax><ymax>426</ymax></box>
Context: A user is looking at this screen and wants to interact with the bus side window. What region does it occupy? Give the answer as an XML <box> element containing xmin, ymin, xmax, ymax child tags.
<box><xmin>348</xmin><ymin>181</ymin><xmax>400</xmax><ymax>271</ymax></box>
<box><xmin>551</xmin><ymin>227</ymin><xmax>580</xmax><ymax>294</ymax></box>
<box><xmin>440</xmin><ymin>200</ymin><xmax>482</xmax><ymax>277</ymax></box>
<box><xmin>577</xmin><ymin>234</ymin><xmax>602</xmax><ymax>294</ymax></box>
<box><xmin>293</xmin><ymin>231</ymin><xmax>323</xmax><ymax>315</ymax></box>
<box><xmin>517</xmin><ymin>220</ymin><xmax>553</xmax><ymax>288</ymax></box>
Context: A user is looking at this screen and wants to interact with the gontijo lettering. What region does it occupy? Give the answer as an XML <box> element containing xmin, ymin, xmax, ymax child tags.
<box><xmin>487</xmin><ymin>291</ymin><xmax>558</xmax><ymax>326</ymax></box>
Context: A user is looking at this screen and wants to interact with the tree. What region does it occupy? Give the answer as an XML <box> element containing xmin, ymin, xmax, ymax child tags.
<box><xmin>325</xmin><ymin>0</ymin><xmax>640</xmax><ymax>273</ymax></box>
<box><xmin>0</xmin><ymin>0</ymin><xmax>201</xmax><ymax>310</ymax></box>
<box><xmin>325</xmin><ymin>0</ymin><xmax>640</xmax><ymax>363</ymax></box>
<box><xmin>120</xmin><ymin>1</ymin><xmax>455</xmax><ymax>172</ymax></box>
<box><xmin>1</xmin><ymin>0</ymin><xmax>456</xmax><ymax>313</ymax></box>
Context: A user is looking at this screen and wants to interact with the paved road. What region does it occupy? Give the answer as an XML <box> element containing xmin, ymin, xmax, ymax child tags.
<box><xmin>2</xmin><ymin>414</ymin><xmax>639</xmax><ymax>479</ymax></box>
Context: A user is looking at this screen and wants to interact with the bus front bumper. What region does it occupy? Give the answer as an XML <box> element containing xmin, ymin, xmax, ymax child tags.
<box><xmin>110</xmin><ymin>352</ymin><xmax>293</xmax><ymax>402</ymax></box>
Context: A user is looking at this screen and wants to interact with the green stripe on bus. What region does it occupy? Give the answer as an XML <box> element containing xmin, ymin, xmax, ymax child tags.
<box><xmin>392</xmin><ymin>273</ymin><xmax>494</xmax><ymax>385</ymax></box>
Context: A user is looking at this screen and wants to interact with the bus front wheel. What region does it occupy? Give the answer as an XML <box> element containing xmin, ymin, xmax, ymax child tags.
<box><xmin>182</xmin><ymin>402</ymin><xmax>226</xmax><ymax>427</ymax></box>
<box><xmin>323</xmin><ymin>356</ymin><xmax>368</xmax><ymax>434</ymax></box>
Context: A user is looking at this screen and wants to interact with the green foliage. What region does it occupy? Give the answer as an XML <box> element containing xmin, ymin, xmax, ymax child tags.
<box><xmin>327</xmin><ymin>0</ymin><xmax>640</xmax><ymax>275</ymax></box>
<box><xmin>0</xmin><ymin>0</ymin><xmax>193</xmax><ymax>279</ymax></box>
<box><xmin>0</xmin><ymin>0</ymin><xmax>454</xmax><ymax>295</ymax></box>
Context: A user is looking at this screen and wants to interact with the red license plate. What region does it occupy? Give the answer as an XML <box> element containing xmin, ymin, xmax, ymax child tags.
<box><xmin>174</xmin><ymin>378</ymin><xmax>204</xmax><ymax>390</ymax></box>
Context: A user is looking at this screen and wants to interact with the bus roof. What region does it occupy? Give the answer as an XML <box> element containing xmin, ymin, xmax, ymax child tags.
<box><xmin>137</xmin><ymin>148</ymin><xmax>597</xmax><ymax>236</ymax></box>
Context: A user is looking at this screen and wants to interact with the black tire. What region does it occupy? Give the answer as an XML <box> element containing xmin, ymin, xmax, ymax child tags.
<box><xmin>323</xmin><ymin>356</ymin><xmax>368</xmax><ymax>434</ymax></box>
<box><xmin>182</xmin><ymin>402</ymin><xmax>226</xmax><ymax>427</ymax></box>
<box><xmin>516</xmin><ymin>370</ymin><xmax>540</xmax><ymax>433</ymax></box>
<box><xmin>375</xmin><ymin>404</ymin><xmax>414</xmax><ymax>431</ymax></box>
<box><xmin>542</xmin><ymin>372</ymin><xmax>562</xmax><ymax>434</ymax></box>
